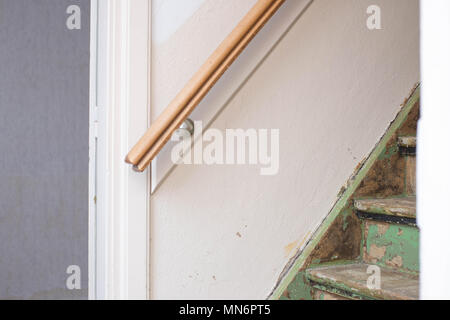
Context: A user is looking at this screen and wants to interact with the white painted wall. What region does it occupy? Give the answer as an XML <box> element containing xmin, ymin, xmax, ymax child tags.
<box><xmin>150</xmin><ymin>0</ymin><xmax>419</xmax><ymax>299</ymax></box>
<box><xmin>150</xmin><ymin>0</ymin><xmax>313</xmax><ymax>190</ymax></box>
<box><xmin>152</xmin><ymin>0</ymin><xmax>206</xmax><ymax>45</ymax></box>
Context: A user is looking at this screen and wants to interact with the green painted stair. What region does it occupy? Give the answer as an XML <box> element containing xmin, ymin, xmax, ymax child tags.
<box><xmin>355</xmin><ymin>197</ymin><xmax>416</xmax><ymax>218</ymax></box>
<box><xmin>307</xmin><ymin>263</ymin><xmax>419</xmax><ymax>300</ymax></box>
<box><xmin>276</xmin><ymin>87</ymin><xmax>421</xmax><ymax>301</ymax></box>
<box><xmin>355</xmin><ymin>197</ymin><xmax>416</xmax><ymax>225</ymax></box>
<box><xmin>304</xmin><ymin>135</ymin><xmax>419</xmax><ymax>300</ymax></box>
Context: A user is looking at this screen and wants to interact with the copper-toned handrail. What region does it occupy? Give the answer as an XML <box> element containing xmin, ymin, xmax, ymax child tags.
<box><xmin>125</xmin><ymin>0</ymin><xmax>285</xmax><ymax>172</ymax></box>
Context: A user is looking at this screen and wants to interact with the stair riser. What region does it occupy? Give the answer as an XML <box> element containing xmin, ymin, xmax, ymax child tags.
<box><xmin>399</xmin><ymin>146</ymin><xmax>416</xmax><ymax>156</ymax></box>
<box><xmin>357</xmin><ymin>211</ymin><xmax>416</xmax><ymax>227</ymax></box>
<box><xmin>362</xmin><ymin>220</ymin><xmax>419</xmax><ymax>273</ymax></box>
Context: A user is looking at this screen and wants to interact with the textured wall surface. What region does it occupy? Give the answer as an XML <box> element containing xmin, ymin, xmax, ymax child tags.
<box><xmin>150</xmin><ymin>0</ymin><xmax>420</xmax><ymax>299</ymax></box>
<box><xmin>0</xmin><ymin>0</ymin><xmax>90</xmax><ymax>299</ymax></box>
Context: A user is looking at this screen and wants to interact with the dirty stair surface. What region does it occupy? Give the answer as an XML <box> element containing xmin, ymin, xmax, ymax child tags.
<box><xmin>281</xmin><ymin>96</ymin><xmax>420</xmax><ymax>300</ymax></box>
<box><xmin>307</xmin><ymin>263</ymin><xmax>419</xmax><ymax>300</ymax></box>
<box><xmin>306</xmin><ymin>134</ymin><xmax>419</xmax><ymax>299</ymax></box>
<box><xmin>398</xmin><ymin>136</ymin><xmax>416</xmax><ymax>148</ymax></box>
<box><xmin>354</xmin><ymin>197</ymin><xmax>416</xmax><ymax>219</ymax></box>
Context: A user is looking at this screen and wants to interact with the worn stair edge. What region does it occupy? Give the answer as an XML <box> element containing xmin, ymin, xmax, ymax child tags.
<box><xmin>398</xmin><ymin>136</ymin><xmax>416</xmax><ymax>148</ymax></box>
<box><xmin>398</xmin><ymin>136</ymin><xmax>416</xmax><ymax>155</ymax></box>
<box><xmin>306</xmin><ymin>263</ymin><xmax>419</xmax><ymax>300</ymax></box>
<box><xmin>354</xmin><ymin>197</ymin><xmax>416</xmax><ymax>219</ymax></box>
<box><xmin>355</xmin><ymin>197</ymin><xmax>417</xmax><ymax>226</ymax></box>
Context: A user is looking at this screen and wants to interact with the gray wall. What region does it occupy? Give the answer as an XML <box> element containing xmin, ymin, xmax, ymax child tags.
<box><xmin>0</xmin><ymin>0</ymin><xmax>90</xmax><ymax>299</ymax></box>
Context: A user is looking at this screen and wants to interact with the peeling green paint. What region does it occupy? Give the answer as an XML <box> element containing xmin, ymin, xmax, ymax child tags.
<box><xmin>269</xmin><ymin>85</ymin><xmax>420</xmax><ymax>300</ymax></box>
<box><xmin>364</xmin><ymin>222</ymin><xmax>419</xmax><ymax>273</ymax></box>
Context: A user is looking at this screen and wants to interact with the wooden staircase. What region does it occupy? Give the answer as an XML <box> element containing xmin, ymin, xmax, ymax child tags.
<box><xmin>279</xmin><ymin>90</ymin><xmax>420</xmax><ymax>300</ymax></box>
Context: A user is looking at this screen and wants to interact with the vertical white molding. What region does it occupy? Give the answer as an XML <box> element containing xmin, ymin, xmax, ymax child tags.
<box><xmin>419</xmin><ymin>0</ymin><xmax>450</xmax><ymax>300</ymax></box>
<box><xmin>126</xmin><ymin>0</ymin><xmax>151</xmax><ymax>299</ymax></box>
<box><xmin>146</xmin><ymin>0</ymin><xmax>152</xmax><ymax>298</ymax></box>
<box><xmin>93</xmin><ymin>0</ymin><xmax>150</xmax><ymax>300</ymax></box>
<box><xmin>89</xmin><ymin>0</ymin><xmax>99</xmax><ymax>300</ymax></box>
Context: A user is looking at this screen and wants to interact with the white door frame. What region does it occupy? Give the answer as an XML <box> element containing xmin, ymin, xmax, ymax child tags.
<box><xmin>89</xmin><ymin>0</ymin><xmax>151</xmax><ymax>300</ymax></box>
<box><xmin>418</xmin><ymin>0</ymin><xmax>450</xmax><ymax>300</ymax></box>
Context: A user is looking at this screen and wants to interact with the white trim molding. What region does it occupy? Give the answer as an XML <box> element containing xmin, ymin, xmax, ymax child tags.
<box><xmin>419</xmin><ymin>0</ymin><xmax>450</xmax><ymax>300</ymax></box>
<box><xmin>90</xmin><ymin>0</ymin><xmax>150</xmax><ymax>300</ymax></box>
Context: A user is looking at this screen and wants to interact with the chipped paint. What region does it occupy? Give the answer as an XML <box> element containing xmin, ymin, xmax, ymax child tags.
<box><xmin>364</xmin><ymin>221</ymin><xmax>419</xmax><ymax>273</ymax></box>
<box><xmin>269</xmin><ymin>85</ymin><xmax>420</xmax><ymax>300</ymax></box>
<box><xmin>368</xmin><ymin>244</ymin><xmax>387</xmax><ymax>260</ymax></box>
<box><xmin>354</xmin><ymin>101</ymin><xmax>419</xmax><ymax>199</ymax></box>
<box><xmin>388</xmin><ymin>255</ymin><xmax>403</xmax><ymax>268</ymax></box>
<box><xmin>307</xmin><ymin>263</ymin><xmax>418</xmax><ymax>300</ymax></box>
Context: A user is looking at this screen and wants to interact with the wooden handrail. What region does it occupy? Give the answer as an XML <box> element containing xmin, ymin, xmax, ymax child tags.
<box><xmin>125</xmin><ymin>0</ymin><xmax>285</xmax><ymax>172</ymax></box>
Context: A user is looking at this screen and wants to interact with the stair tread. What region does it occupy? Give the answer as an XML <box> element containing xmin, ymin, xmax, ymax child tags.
<box><xmin>398</xmin><ymin>136</ymin><xmax>416</xmax><ymax>148</ymax></box>
<box><xmin>307</xmin><ymin>263</ymin><xmax>419</xmax><ymax>300</ymax></box>
<box><xmin>354</xmin><ymin>197</ymin><xmax>416</xmax><ymax>218</ymax></box>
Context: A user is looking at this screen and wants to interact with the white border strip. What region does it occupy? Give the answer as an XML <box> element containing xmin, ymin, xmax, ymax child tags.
<box><xmin>418</xmin><ymin>0</ymin><xmax>450</xmax><ymax>300</ymax></box>
<box><xmin>88</xmin><ymin>0</ymin><xmax>99</xmax><ymax>300</ymax></box>
<box><xmin>91</xmin><ymin>0</ymin><xmax>150</xmax><ymax>300</ymax></box>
